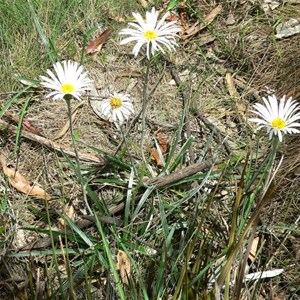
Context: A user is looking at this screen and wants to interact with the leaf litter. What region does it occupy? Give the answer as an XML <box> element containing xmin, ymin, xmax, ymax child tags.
<box><xmin>0</xmin><ymin>152</ymin><xmax>51</xmax><ymax>200</ymax></box>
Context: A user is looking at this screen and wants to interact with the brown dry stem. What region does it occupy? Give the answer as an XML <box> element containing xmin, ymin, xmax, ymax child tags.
<box><xmin>144</xmin><ymin>158</ymin><xmax>222</xmax><ymax>188</ymax></box>
<box><xmin>0</xmin><ymin>119</ymin><xmax>103</xmax><ymax>164</ymax></box>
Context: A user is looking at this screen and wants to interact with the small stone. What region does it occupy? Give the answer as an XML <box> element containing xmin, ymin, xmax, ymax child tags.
<box><xmin>221</xmin><ymin>190</ymin><xmax>228</xmax><ymax>196</ymax></box>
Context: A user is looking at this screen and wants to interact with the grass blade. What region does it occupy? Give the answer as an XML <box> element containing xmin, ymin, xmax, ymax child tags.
<box><xmin>94</xmin><ymin>214</ymin><xmax>126</xmax><ymax>300</ymax></box>
<box><xmin>27</xmin><ymin>0</ymin><xmax>58</xmax><ymax>63</ymax></box>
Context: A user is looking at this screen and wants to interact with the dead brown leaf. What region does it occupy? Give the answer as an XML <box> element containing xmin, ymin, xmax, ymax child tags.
<box><xmin>0</xmin><ymin>153</ymin><xmax>51</xmax><ymax>200</ymax></box>
<box><xmin>4</xmin><ymin>111</ymin><xmax>40</xmax><ymax>135</ymax></box>
<box><xmin>116</xmin><ymin>249</ymin><xmax>131</xmax><ymax>285</ymax></box>
<box><xmin>183</xmin><ymin>5</ymin><xmax>222</xmax><ymax>40</ymax></box>
<box><xmin>86</xmin><ymin>28</ymin><xmax>113</xmax><ymax>54</ymax></box>
<box><xmin>156</xmin><ymin>130</ymin><xmax>169</xmax><ymax>153</ymax></box>
<box><xmin>248</xmin><ymin>236</ymin><xmax>259</xmax><ymax>262</ymax></box>
<box><xmin>150</xmin><ymin>130</ymin><xmax>169</xmax><ymax>167</ymax></box>
<box><xmin>21</xmin><ymin>118</ymin><xmax>40</xmax><ymax>135</ymax></box>
<box><xmin>226</xmin><ymin>73</ymin><xmax>247</xmax><ymax>121</ymax></box>
<box><xmin>226</xmin><ymin>73</ymin><xmax>239</xmax><ymax>99</ymax></box>
<box><xmin>150</xmin><ymin>150</ymin><xmax>163</xmax><ymax>167</ymax></box>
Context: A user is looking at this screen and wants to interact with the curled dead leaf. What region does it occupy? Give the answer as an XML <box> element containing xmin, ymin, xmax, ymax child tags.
<box><xmin>248</xmin><ymin>236</ymin><xmax>259</xmax><ymax>262</ymax></box>
<box><xmin>116</xmin><ymin>249</ymin><xmax>131</xmax><ymax>285</ymax></box>
<box><xmin>226</xmin><ymin>73</ymin><xmax>239</xmax><ymax>99</ymax></box>
<box><xmin>150</xmin><ymin>149</ymin><xmax>164</xmax><ymax>167</ymax></box>
<box><xmin>0</xmin><ymin>153</ymin><xmax>51</xmax><ymax>200</ymax></box>
<box><xmin>183</xmin><ymin>5</ymin><xmax>222</xmax><ymax>40</ymax></box>
<box><xmin>4</xmin><ymin>111</ymin><xmax>40</xmax><ymax>135</ymax></box>
<box><xmin>150</xmin><ymin>130</ymin><xmax>169</xmax><ymax>167</ymax></box>
<box><xmin>86</xmin><ymin>28</ymin><xmax>113</xmax><ymax>54</ymax></box>
<box><xmin>155</xmin><ymin>130</ymin><xmax>169</xmax><ymax>153</ymax></box>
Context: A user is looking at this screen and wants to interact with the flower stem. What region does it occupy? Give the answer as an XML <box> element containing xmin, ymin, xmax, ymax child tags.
<box><xmin>120</xmin><ymin>128</ymin><xmax>137</xmax><ymax>174</ymax></box>
<box><xmin>140</xmin><ymin>59</ymin><xmax>151</xmax><ymax>169</ymax></box>
<box><xmin>65</xmin><ymin>97</ymin><xmax>93</xmax><ymax>215</ymax></box>
<box><xmin>263</xmin><ymin>137</ymin><xmax>280</xmax><ymax>193</ymax></box>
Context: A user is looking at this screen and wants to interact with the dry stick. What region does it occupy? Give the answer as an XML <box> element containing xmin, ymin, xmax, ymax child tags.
<box><xmin>2</xmin><ymin>111</ymin><xmax>41</xmax><ymax>135</ymax></box>
<box><xmin>20</xmin><ymin>202</ymin><xmax>125</xmax><ymax>250</ymax></box>
<box><xmin>0</xmin><ymin>119</ymin><xmax>103</xmax><ymax>164</ymax></box>
<box><xmin>143</xmin><ymin>158</ymin><xmax>222</xmax><ymax>188</ymax></box>
<box><xmin>163</xmin><ymin>54</ymin><xmax>195</xmax><ymax>163</ymax></box>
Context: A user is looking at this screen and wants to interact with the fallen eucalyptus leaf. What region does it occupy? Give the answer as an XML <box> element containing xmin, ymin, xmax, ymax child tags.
<box><xmin>0</xmin><ymin>153</ymin><xmax>51</xmax><ymax>200</ymax></box>
<box><xmin>86</xmin><ymin>28</ymin><xmax>112</xmax><ymax>54</ymax></box>
<box><xmin>116</xmin><ymin>249</ymin><xmax>131</xmax><ymax>285</ymax></box>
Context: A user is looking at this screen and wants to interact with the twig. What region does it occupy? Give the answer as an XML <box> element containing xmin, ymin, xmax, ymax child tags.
<box><xmin>143</xmin><ymin>158</ymin><xmax>222</xmax><ymax>188</ymax></box>
<box><xmin>0</xmin><ymin>119</ymin><xmax>103</xmax><ymax>164</ymax></box>
<box><xmin>20</xmin><ymin>202</ymin><xmax>125</xmax><ymax>250</ymax></box>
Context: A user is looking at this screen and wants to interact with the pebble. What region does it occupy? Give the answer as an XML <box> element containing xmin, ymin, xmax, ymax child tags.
<box><xmin>221</xmin><ymin>190</ymin><xmax>228</xmax><ymax>196</ymax></box>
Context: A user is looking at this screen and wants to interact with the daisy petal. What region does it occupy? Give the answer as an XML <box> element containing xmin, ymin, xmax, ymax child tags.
<box><xmin>249</xmin><ymin>93</ymin><xmax>300</xmax><ymax>141</ymax></box>
<box><xmin>119</xmin><ymin>7</ymin><xmax>180</xmax><ymax>59</ymax></box>
<box><xmin>40</xmin><ymin>60</ymin><xmax>93</xmax><ymax>101</ymax></box>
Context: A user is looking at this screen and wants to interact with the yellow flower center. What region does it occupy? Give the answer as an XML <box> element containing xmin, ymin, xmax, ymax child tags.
<box><xmin>271</xmin><ymin>118</ymin><xmax>286</xmax><ymax>129</ymax></box>
<box><xmin>61</xmin><ymin>83</ymin><xmax>75</xmax><ymax>94</ymax></box>
<box><xmin>144</xmin><ymin>30</ymin><xmax>157</xmax><ymax>40</ymax></box>
<box><xmin>109</xmin><ymin>97</ymin><xmax>122</xmax><ymax>109</ymax></box>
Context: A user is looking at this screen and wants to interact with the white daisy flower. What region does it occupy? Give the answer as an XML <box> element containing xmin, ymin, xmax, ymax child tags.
<box><xmin>98</xmin><ymin>92</ymin><xmax>134</xmax><ymax>125</ymax></box>
<box><xmin>249</xmin><ymin>94</ymin><xmax>300</xmax><ymax>141</ymax></box>
<box><xmin>40</xmin><ymin>60</ymin><xmax>93</xmax><ymax>100</ymax></box>
<box><xmin>119</xmin><ymin>7</ymin><xmax>180</xmax><ymax>59</ymax></box>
